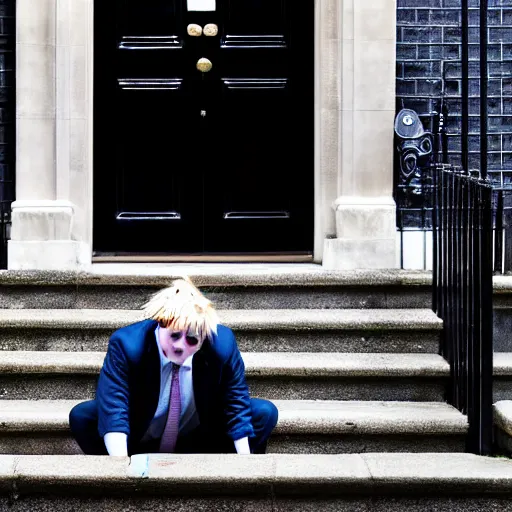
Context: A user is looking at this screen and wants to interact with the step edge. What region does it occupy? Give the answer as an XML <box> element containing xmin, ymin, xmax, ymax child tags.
<box><xmin>0</xmin><ymin>309</ymin><xmax>444</xmax><ymax>331</ymax></box>
<box><xmin>0</xmin><ymin>352</ymin><xmax>450</xmax><ymax>377</ymax></box>
<box><xmin>0</xmin><ymin>269</ymin><xmax>434</xmax><ymax>287</ymax></box>
<box><xmin>0</xmin><ymin>401</ymin><xmax>468</xmax><ymax>434</ymax></box>
<box><xmin>1</xmin><ymin>453</ymin><xmax>512</xmax><ymax>494</ymax></box>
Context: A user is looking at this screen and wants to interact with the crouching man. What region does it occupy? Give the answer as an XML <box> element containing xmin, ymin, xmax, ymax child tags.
<box><xmin>69</xmin><ymin>278</ymin><xmax>278</xmax><ymax>456</ymax></box>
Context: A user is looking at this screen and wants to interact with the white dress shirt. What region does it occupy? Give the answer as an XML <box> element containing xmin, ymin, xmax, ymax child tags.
<box><xmin>140</xmin><ymin>326</ymin><xmax>200</xmax><ymax>442</ymax></box>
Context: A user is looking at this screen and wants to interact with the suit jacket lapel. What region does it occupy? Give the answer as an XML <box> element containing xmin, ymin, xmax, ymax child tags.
<box><xmin>192</xmin><ymin>347</ymin><xmax>210</xmax><ymax>426</ymax></box>
<box><xmin>137</xmin><ymin>322</ymin><xmax>161</xmax><ymax>438</ymax></box>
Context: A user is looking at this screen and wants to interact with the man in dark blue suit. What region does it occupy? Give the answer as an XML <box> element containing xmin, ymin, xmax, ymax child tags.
<box><xmin>69</xmin><ymin>278</ymin><xmax>278</xmax><ymax>456</ymax></box>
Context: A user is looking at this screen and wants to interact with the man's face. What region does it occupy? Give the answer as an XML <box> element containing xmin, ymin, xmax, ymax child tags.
<box><xmin>158</xmin><ymin>326</ymin><xmax>203</xmax><ymax>365</ymax></box>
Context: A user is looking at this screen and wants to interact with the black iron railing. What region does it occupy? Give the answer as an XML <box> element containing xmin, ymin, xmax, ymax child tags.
<box><xmin>433</xmin><ymin>164</ymin><xmax>494</xmax><ymax>455</ymax></box>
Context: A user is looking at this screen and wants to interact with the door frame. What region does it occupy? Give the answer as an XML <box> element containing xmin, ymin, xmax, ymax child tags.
<box><xmin>87</xmin><ymin>0</ymin><xmax>337</xmax><ymax>263</ymax></box>
<box><xmin>92</xmin><ymin>0</ymin><xmax>316</xmax><ymax>259</ymax></box>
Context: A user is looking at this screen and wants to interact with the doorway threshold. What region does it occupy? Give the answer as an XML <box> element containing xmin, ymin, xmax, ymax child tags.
<box><xmin>87</xmin><ymin>263</ymin><xmax>430</xmax><ymax>287</ymax></box>
<box><xmin>92</xmin><ymin>253</ymin><xmax>314</xmax><ymax>263</ymax></box>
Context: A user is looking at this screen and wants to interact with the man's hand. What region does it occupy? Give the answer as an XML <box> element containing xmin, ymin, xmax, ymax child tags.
<box><xmin>104</xmin><ymin>432</ymin><xmax>128</xmax><ymax>456</ymax></box>
<box><xmin>234</xmin><ymin>436</ymin><xmax>250</xmax><ymax>454</ymax></box>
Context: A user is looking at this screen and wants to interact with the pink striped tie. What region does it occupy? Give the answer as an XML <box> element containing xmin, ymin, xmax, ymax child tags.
<box><xmin>159</xmin><ymin>363</ymin><xmax>181</xmax><ymax>453</ymax></box>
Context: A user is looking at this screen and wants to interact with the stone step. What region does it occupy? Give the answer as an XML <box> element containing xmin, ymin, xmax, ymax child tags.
<box><xmin>494</xmin><ymin>400</ymin><xmax>512</xmax><ymax>456</ymax></box>
<box><xmin>488</xmin><ymin>275</ymin><xmax>512</xmax><ymax>352</ymax></box>
<box><xmin>2</xmin><ymin>268</ymin><xmax>508</xmax><ymax>312</ymax></box>
<box><xmin>0</xmin><ymin>308</ymin><xmax>442</xmax><ymax>353</ymax></box>
<box><xmin>0</xmin><ymin>453</ymin><xmax>511</xmax><ymax>511</ymax></box>
<box><xmin>0</xmin><ymin>399</ymin><xmax>467</xmax><ymax>455</ymax></box>
<box><xmin>0</xmin><ymin>351</ymin><xmax>449</xmax><ymax>402</ymax></box>
<box><xmin>0</xmin><ymin>267</ymin><xmax>432</xmax><ymax>309</ymax></box>
<box><xmin>494</xmin><ymin>275</ymin><xmax>512</xmax><ymax>308</ymax></box>
<box><xmin>493</xmin><ymin>353</ymin><xmax>512</xmax><ymax>402</ymax></box>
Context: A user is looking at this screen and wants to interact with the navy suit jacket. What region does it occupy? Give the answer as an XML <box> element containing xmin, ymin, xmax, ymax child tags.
<box><xmin>96</xmin><ymin>319</ymin><xmax>254</xmax><ymax>449</ymax></box>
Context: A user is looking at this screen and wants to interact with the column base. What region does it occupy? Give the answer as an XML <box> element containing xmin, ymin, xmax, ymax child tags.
<box><xmin>322</xmin><ymin>196</ymin><xmax>397</xmax><ymax>270</ymax></box>
<box><xmin>8</xmin><ymin>200</ymin><xmax>91</xmax><ymax>270</ymax></box>
<box><xmin>322</xmin><ymin>237</ymin><xmax>396</xmax><ymax>270</ymax></box>
<box><xmin>8</xmin><ymin>240</ymin><xmax>91</xmax><ymax>270</ymax></box>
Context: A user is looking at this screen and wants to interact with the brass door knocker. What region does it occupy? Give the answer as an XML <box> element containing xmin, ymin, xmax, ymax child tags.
<box><xmin>187</xmin><ymin>24</ymin><xmax>203</xmax><ymax>36</ymax></box>
<box><xmin>203</xmin><ymin>23</ymin><xmax>218</xmax><ymax>36</ymax></box>
<box><xmin>196</xmin><ymin>57</ymin><xmax>212</xmax><ymax>73</ymax></box>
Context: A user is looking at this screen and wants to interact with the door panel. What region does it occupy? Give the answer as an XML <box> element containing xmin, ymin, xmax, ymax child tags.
<box><xmin>93</xmin><ymin>0</ymin><xmax>313</xmax><ymax>255</ymax></box>
<box><xmin>222</xmin><ymin>0</ymin><xmax>286</xmax><ymax>42</ymax></box>
<box><xmin>118</xmin><ymin>0</ymin><xmax>184</xmax><ymax>40</ymax></box>
<box><xmin>204</xmin><ymin>78</ymin><xmax>302</xmax><ymax>252</ymax></box>
<box><xmin>113</xmin><ymin>83</ymin><xmax>202</xmax><ymax>253</ymax></box>
<box><xmin>95</xmin><ymin>0</ymin><xmax>201</xmax><ymax>252</ymax></box>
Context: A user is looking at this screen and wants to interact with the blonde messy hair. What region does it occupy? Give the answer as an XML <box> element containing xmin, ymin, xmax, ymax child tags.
<box><xmin>142</xmin><ymin>278</ymin><xmax>219</xmax><ymax>341</ymax></box>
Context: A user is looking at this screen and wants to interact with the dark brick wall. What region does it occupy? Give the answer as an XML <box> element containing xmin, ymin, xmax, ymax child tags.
<box><xmin>0</xmin><ymin>0</ymin><xmax>14</xmax><ymax>269</ymax></box>
<box><xmin>397</xmin><ymin>0</ymin><xmax>512</xmax><ymax>186</ymax></box>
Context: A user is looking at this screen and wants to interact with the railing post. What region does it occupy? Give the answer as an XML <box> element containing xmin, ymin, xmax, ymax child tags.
<box><xmin>469</xmin><ymin>179</ymin><xmax>482</xmax><ymax>451</ymax></box>
<box><xmin>432</xmin><ymin>164</ymin><xmax>438</xmax><ymax>313</ymax></box>
<box><xmin>461</xmin><ymin>177</ymin><xmax>469</xmax><ymax>414</ymax></box>
<box><xmin>479</xmin><ymin>182</ymin><xmax>494</xmax><ymax>454</ymax></box>
<box><xmin>455</xmin><ymin>173</ymin><xmax>462</xmax><ymax>408</ymax></box>
<box><xmin>461</xmin><ymin>0</ymin><xmax>469</xmax><ymax>173</ymax></box>
<box><xmin>480</xmin><ymin>0</ymin><xmax>488</xmax><ymax>180</ymax></box>
<box><xmin>467</xmin><ymin>178</ymin><xmax>475</xmax><ymax>420</ymax></box>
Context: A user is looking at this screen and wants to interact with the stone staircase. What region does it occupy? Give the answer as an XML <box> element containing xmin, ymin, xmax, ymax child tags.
<box><xmin>1</xmin><ymin>265</ymin><xmax>512</xmax><ymax>510</ymax></box>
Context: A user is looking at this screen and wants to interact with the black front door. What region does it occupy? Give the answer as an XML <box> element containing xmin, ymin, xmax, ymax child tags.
<box><xmin>94</xmin><ymin>0</ymin><xmax>313</xmax><ymax>255</ymax></box>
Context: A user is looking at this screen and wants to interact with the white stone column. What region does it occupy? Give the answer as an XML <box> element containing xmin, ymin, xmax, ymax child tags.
<box><xmin>322</xmin><ymin>0</ymin><xmax>397</xmax><ymax>269</ymax></box>
<box><xmin>313</xmin><ymin>0</ymin><xmax>342</xmax><ymax>261</ymax></box>
<box><xmin>9</xmin><ymin>0</ymin><xmax>92</xmax><ymax>270</ymax></box>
